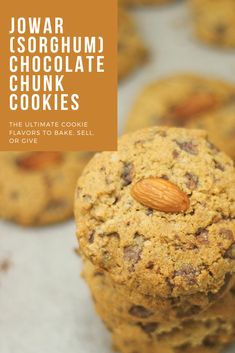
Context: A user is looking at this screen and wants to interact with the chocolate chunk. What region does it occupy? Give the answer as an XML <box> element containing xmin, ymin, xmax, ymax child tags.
<box><xmin>175</xmin><ymin>141</ymin><xmax>198</xmax><ymax>155</ymax></box>
<box><xmin>172</xmin><ymin>150</ymin><xmax>179</xmax><ymax>159</ymax></box>
<box><xmin>88</xmin><ymin>231</ymin><xmax>95</xmax><ymax>243</ymax></box>
<box><xmin>195</xmin><ymin>228</ymin><xmax>209</xmax><ymax>244</ymax></box>
<box><xmin>174</xmin><ymin>264</ymin><xmax>197</xmax><ymax>285</ymax></box>
<box><xmin>185</xmin><ymin>172</ymin><xmax>198</xmax><ymax>190</ymax></box>
<box><xmin>129</xmin><ymin>305</ymin><xmax>153</xmax><ymax>318</ymax></box>
<box><xmin>213</xmin><ymin>159</ymin><xmax>225</xmax><ymax>171</ymax></box>
<box><xmin>145</xmin><ymin>261</ymin><xmax>154</xmax><ymax>270</ymax></box>
<box><xmin>121</xmin><ymin>162</ymin><xmax>135</xmax><ymax>186</ymax></box>
<box><xmin>123</xmin><ymin>245</ymin><xmax>140</xmax><ymax>263</ymax></box>
<box><xmin>224</xmin><ymin>243</ymin><xmax>235</xmax><ymax>259</ymax></box>
<box><xmin>170</xmin><ymin>297</ymin><xmax>180</xmax><ymax>306</ymax></box>
<box><xmin>138</xmin><ymin>322</ymin><xmax>158</xmax><ymax>334</ymax></box>
<box><xmin>146</xmin><ymin>208</ymin><xmax>153</xmax><ymax>216</ymax></box>
<box><xmin>212</xmin><ymin>215</ymin><xmax>221</xmax><ymax>223</ymax></box>
<box><xmin>176</xmin><ymin>305</ymin><xmax>201</xmax><ymax>318</ymax></box>
<box><xmin>106</xmin><ymin>232</ymin><xmax>120</xmax><ymax>239</ymax></box>
<box><xmin>215</xmin><ymin>24</ymin><xmax>227</xmax><ymax>36</ymax></box>
<box><xmin>123</xmin><ymin>234</ymin><xmax>144</xmax><ymax>266</ymax></box>
<box><xmin>203</xmin><ymin>335</ymin><xmax>217</xmax><ymax>348</ymax></box>
<box><xmin>45</xmin><ymin>199</ymin><xmax>67</xmax><ymax>212</ymax></box>
<box><xmin>219</xmin><ymin>228</ymin><xmax>234</xmax><ymax>241</ymax></box>
<box><xmin>93</xmin><ymin>271</ymin><xmax>104</xmax><ymax>277</ymax></box>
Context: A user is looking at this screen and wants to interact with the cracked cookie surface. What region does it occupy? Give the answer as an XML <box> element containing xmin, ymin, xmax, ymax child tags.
<box><xmin>75</xmin><ymin>127</ymin><xmax>235</xmax><ymax>299</ymax></box>
<box><xmin>0</xmin><ymin>151</ymin><xmax>92</xmax><ymax>226</ymax></box>
<box><xmin>125</xmin><ymin>74</ymin><xmax>235</xmax><ymax>159</ymax></box>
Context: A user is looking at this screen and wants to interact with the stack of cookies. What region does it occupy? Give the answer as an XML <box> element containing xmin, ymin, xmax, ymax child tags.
<box><xmin>75</xmin><ymin>127</ymin><xmax>235</xmax><ymax>353</ymax></box>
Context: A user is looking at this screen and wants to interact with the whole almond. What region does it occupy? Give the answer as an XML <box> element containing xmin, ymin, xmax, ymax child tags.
<box><xmin>131</xmin><ymin>177</ymin><xmax>190</xmax><ymax>213</ymax></box>
<box><xmin>171</xmin><ymin>93</ymin><xmax>219</xmax><ymax>121</ymax></box>
<box><xmin>17</xmin><ymin>152</ymin><xmax>63</xmax><ymax>171</ymax></box>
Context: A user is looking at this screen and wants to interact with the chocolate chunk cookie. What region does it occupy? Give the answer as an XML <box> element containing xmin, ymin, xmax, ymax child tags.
<box><xmin>187</xmin><ymin>102</ymin><xmax>235</xmax><ymax>161</ymax></box>
<box><xmin>113</xmin><ymin>329</ymin><xmax>232</xmax><ymax>353</ymax></box>
<box><xmin>75</xmin><ymin>127</ymin><xmax>235</xmax><ymax>301</ymax></box>
<box><xmin>190</xmin><ymin>0</ymin><xmax>235</xmax><ymax>48</ymax></box>
<box><xmin>90</xmin><ymin>255</ymin><xmax>235</xmax><ymax>353</ymax></box>
<box><xmin>118</xmin><ymin>8</ymin><xmax>148</xmax><ymax>80</ymax></box>
<box><xmin>125</xmin><ymin>74</ymin><xmax>235</xmax><ymax>159</ymax></box>
<box><xmin>0</xmin><ymin>151</ymin><xmax>92</xmax><ymax>226</ymax></box>
<box><xmin>83</xmin><ymin>259</ymin><xmax>235</xmax><ymax>326</ymax></box>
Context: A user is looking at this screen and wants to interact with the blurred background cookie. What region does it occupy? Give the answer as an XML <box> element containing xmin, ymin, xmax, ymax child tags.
<box><xmin>118</xmin><ymin>8</ymin><xmax>148</xmax><ymax>80</ymax></box>
<box><xmin>125</xmin><ymin>73</ymin><xmax>235</xmax><ymax>159</ymax></box>
<box><xmin>0</xmin><ymin>151</ymin><xmax>92</xmax><ymax>226</ymax></box>
<box><xmin>187</xmin><ymin>102</ymin><xmax>235</xmax><ymax>161</ymax></box>
<box><xmin>120</xmin><ymin>0</ymin><xmax>175</xmax><ymax>6</ymax></box>
<box><xmin>190</xmin><ymin>0</ymin><xmax>235</xmax><ymax>48</ymax></box>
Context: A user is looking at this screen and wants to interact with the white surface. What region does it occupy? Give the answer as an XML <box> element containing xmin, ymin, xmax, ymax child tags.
<box><xmin>0</xmin><ymin>2</ymin><xmax>235</xmax><ymax>353</ymax></box>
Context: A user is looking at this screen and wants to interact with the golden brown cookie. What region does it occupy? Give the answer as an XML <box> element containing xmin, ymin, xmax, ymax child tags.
<box><xmin>111</xmin><ymin>287</ymin><xmax>235</xmax><ymax>353</ymax></box>
<box><xmin>112</xmin><ymin>319</ymin><xmax>235</xmax><ymax>351</ymax></box>
<box><xmin>0</xmin><ymin>151</ymin><xmax>92</xmax><ymax>226</ymax></box>
<box><xmin>125</xmin><ymin>74</ymin><xmax>235</xmax><ymax>159</ymax></box>
<box><xmin>118</xmin><ymin>8</ymin><xmax>148</xmax><ymax>80</ymax></box>
<box><xmin>75</xmin><ymin>127</ymin><xmax>235</xmax><ymax>302</ymax></box>
<box><xmin>187</xmin><ymin>103</ymin><xmax>235</xmax><ymax>161</ymax></box>
<box><xmin>190</xmin><ymin>0</ymin><xmax>235</xmax><ymax>48</ymax></box>
<box><xmin>83</xmin><ymin>259</ymin><xmax>235</xmax><ymax>327</ymax></box>
<box><xmin>113</xmin><ymin>330</ymin><xmax>232</xmax><ymax>353</ymax></box>
<box><xmin>88</xmin><ymin>263</ymin><xmax>235</xmax><ymax>352</ymax></box>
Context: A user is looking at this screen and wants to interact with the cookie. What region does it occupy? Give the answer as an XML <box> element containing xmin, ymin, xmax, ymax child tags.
<box><xmin>83</xmin><ymin>259</ymin><xmax>235</xmax><ymax>327</ymax></box>
<box><xmin>0</xmin><ymin>151</ymin><xmax>92</xmax><ymax>226</ymax></box>
<box><xmin>190</xmin><ymin>0</ymin><xmax>235</xmax><ymax>48</ymax></box>
<box><xmin>111</xmin><ymin>291</ymin><xmax>235</xmax><ymax>353</ymax></box>
<box><xmin>119</xmin><ymin>0</ymin><xmax>174</xmax><ymax>6</ymax></box>
<box><xmin>125</xmin><ymin>74</ymin><xmax>235</xmax><ymax>159</ymax></box>
<box><xmin>112</xmin><ymin>330</ymin><xmax>231</xmax><ymax>353</ymax></box>
<box><xmin>118</xmin><ymin>8</ymin><xmax>148</xmax><ymax>80</ymax></box>
<box><xmin>75</xmin><ymin>127</ymin><xmax>235</xmax><ymax>302</ymax></box>
<box><xmin>187</xmin><ymin>103</ymin><xmax>235</xmax><ymax>161</ymax></box>
<box><xmin>112</xmin><ymin>317</ymin><xmax>235</xmax><ymax>350</ymax></box>
<box><xmin>85</xmin><ymin>255</ymin><xmax>235</xmax><ymax>353</ymax></box>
